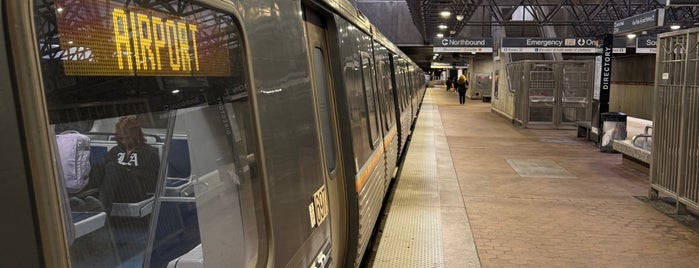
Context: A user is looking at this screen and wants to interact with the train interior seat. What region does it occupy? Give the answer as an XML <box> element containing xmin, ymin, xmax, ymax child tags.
<box><xmin>51</xmin><ymin>128</ymin><xmax>108</xmax><ymax>244</ymax></box>
<box><xmin>72</xmin><ymin>211</ymin><xmax>107</xmax><ymax>239</ymax></box>
<box><xmin>166</xmin><ymin>244</ymin><xmax>203</xmax><ymax>268</ymax></box>
<box><xmin>159</xmin><ymin>106</ymin><xmax>249</xmax><ymax>267</ymax></box>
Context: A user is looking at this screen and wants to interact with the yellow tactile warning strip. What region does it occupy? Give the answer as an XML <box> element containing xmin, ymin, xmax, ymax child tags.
<box><xmin>371</xmin><ymin>89</ymin><xmax>480</xmax><ymax>268</ymax></box>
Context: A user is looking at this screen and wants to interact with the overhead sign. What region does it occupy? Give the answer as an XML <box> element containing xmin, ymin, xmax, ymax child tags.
<box><xmin>666</xmin><ymin>0</ymin><xmax>699</xmax><ymax>6</ymax></box>
<box><xmin>53</xmin><ymin>2</ymin><xmax>231</xmax><ymax>76</ymax></box>
<box><xmin>430</xmin><ymin>62</ymin><xmax>469</xmax><ymax>69</ymax></box>
<box><xmin>613</xmin><ymin>9</ymin><xmax>665</xmax><ymax>35</ymax></box>
<box><xmin>613</xmin><ymin>37</ymin><xmax>627</xmax><ymax>54</ymax></box>
<box><xmin>433</xmin><ymin>38</ymin><xmax>493</xmax><ymax>53</ymax></box>
<box><xmin>501</xmin><ymin>37</ymin><xmax>599</xmax><ymax>53</ymax></box>
<box><xmin>636</xmin><ymin>36</ymin><xmax>657</xmax><ymax>53</ymax></box>
<box><xmin>430</xmin><ymin>62</ymin><xmax>453</xmax><ymax>69</ymax></box>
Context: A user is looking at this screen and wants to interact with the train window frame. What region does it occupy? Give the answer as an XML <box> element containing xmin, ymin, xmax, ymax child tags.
<box><xmin>377</xmin><ymin>58</ymin><xmax>392</xmax><ymax>131</ymax></box>
<box><xmin>311</xmin><ymin>45</ymin><xmax>338</xmax><ymax>174</ymax></box>
<box><xmin>360</xmin><ymin>51</ymin><xmax>380</xmax><ymax>149</ymax></box>
<box><xmin>31</xmin><ymin>1</ymin><xmax>266</xmax><ymax>267</ymax></box>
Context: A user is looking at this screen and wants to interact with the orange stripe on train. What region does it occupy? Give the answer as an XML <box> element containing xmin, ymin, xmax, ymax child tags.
<box><xmin>355</xmin><ymin>127</ymin><xmax>398</xmax><ymax>192</ymax></box>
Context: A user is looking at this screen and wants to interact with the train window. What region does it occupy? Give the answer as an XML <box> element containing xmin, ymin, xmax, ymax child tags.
<box><xmin>34</xmin><ymin>1</ymin><xmax>265</xmax><ymax>267</ymax></box>
<box><xmin>312</xmin><ymin>47</ymin><xmax>337</xmax><ymax>172</ymax></box>
<box><xmin>378</xmin><ymin>59</ymin><xmax>394</xmax><ymax>131</ymax></box>
<box><xmin>361</xmin><ymin>52</ymin><xmax>380</xmax><ymax>147</ymax></box>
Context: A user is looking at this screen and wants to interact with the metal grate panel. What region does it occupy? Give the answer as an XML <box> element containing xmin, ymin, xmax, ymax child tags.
<box><xmin>652</xmin><ymin>28</ymin><xmax>699</xmax><ymax>211</ymax></box>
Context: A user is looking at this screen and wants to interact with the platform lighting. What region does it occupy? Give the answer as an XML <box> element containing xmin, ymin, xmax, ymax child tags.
<box><xmin>671</xmin><ymin>25</ymin><xmax>681</xmax><ymax>30</ymax></box>
<box><xmin>627</xmin><ymin>33</ymin><xmax>637</xmax><ymax>39</ymax></box>
<box><xmin>439</xmin><ymin>24</ymin><xmax>447</xmax><ymax>29</ymax></box>
<box><xmin>440</xmin><ymin>11</ymin><xmax>451</xmax><ymax>17</ymax></box>
<box><xmin>172</xmin><ymin>89</ymin><xmax>180</xmax><ymax>94</ymax></box>
<box><xmin>456</xmin><ymin>15</ymin><xmax>464</xmax><ymax>21</ymax></box>
<box><xmin>56</xmin><ymin>7</ymin><xmax>63</xmax><ymax>12</ymax></box>
<box><xmin>436</xmin><ymin>33</ymin><xmax>444</xmax><ymax>38</ymax></box>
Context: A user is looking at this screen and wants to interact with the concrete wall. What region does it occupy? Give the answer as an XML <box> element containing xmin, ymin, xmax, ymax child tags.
<box><xmin>467</xmin><ymin>54</ymin><xmax>494</xmax><ymax>99</ymax></box>
<box><xmin>490</xmin><ymin>56</ymin><xmax>516</xmax><ymax>119</ymax></box>
<box><xmin>609</xmin><ymin>54</ymin><xmax>655</xmax><ymax>120</ymax></box>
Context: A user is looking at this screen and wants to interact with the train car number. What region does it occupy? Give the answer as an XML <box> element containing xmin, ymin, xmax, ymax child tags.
<box><xmin>310</xmin><ymin>185</ymin><xmax>329</xmax><ymax>228</ymax></box>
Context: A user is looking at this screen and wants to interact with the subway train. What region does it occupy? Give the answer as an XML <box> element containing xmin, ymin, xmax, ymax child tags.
<box><xmin>1</xmin><ymin>0</ymin><xmax>425</xmax><ymax>267</ymax></box>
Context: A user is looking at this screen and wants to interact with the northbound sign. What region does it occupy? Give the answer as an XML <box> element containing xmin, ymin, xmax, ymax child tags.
<box><xmin>433</xmin><ymin>38</ymin><xmax>493</xmax><ymax>53</ymax></box>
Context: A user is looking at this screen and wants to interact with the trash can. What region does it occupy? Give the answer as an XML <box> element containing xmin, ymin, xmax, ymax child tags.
<box><xmin>600</xmin><ymin>112</ymin><xmax>627</xmax><ymax>151</ymax></box>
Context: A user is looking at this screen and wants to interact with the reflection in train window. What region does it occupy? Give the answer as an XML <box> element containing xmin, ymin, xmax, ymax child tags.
<box><xmin>361</xmin><ymin>52</ymin><xmax>380</xmax><ymax>148</ymax></box>
<box><xmin>34</xmin><ymin>0</ymin><xmax>265</xmax><ymax>267</ymax></box>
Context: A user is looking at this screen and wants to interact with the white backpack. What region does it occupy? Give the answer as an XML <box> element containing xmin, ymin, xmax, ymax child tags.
<box><xmin>56</xmin><ymin>131</ymin><xmax>91</xmax><ymax>193</ymax></box>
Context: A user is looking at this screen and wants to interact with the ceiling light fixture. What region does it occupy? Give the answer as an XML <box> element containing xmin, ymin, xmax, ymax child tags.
<box><xmin>670</xmin><ymin>25</ymin><xmax>681</xmax><ymax>30</ymax></box>
<box><xmin>627</xmin><ymin>33</ymin><xmax>637</xmax><ymax>39</ymax></box>
<box><xmin>440</xmin><ymin>11</ymin><xmax>451</xmax><ymax>17</ymax></box>
<box><xmin>439</xmin><ymin>24</ymin><xmax>447</xmax><ymax>29</ymax></box>
<box><xmin>456</xmin><ymin>15</ymin><xmax>464</xmax><ymax>21</ymax></box>
<box><xmin>436</xmin><ymin>33</ymin><xmax>444</xmax><ymax>38</ymax></box>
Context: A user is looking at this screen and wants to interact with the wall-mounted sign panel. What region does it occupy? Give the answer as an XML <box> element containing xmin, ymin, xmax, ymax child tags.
<box><xmin>666</xmin><ymin>0</ymin><xmax>699</xmax><ymax>6</ymax></box>
<box><xmin>433</xmin><ymin>38</ymin><xmax>493</xmax><ymax>53</ymax></box>
<box><xmin>613</xmin><ymin>9</ymin><xmax>665</xmax><ymax>35</ymax></box>
<box><xmin>613</xmin><ymin>37</ymin><xmax>627</xmax><ymax>54</ymax></box>
<box><xmin>637</xmin><ymin>36</ymin><xmax>657</xmax><ymax>53</ymax></box>
<box><xmin>501</xmin><ymin>37</ymin><xmax>599</xmax><ymax>53</ymax></box>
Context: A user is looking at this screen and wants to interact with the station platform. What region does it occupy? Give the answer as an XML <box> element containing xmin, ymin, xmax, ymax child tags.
<box><xmin>365</xmin><ymin>87</ymin><xmax>699</xmax><ymax>267</ymax></box>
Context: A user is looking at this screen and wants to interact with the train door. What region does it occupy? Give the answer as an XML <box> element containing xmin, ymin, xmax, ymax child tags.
<box><xmin>303</xmin><ymin>6</ymin><xmax>347</xmax><ymax>267</ymax></box>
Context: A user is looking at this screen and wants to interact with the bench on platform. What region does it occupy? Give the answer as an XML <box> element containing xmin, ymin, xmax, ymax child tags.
<box><xmin>613</xmin><ymin>139</ymin><xmax>651</xmax><ymax>174</ymax></box>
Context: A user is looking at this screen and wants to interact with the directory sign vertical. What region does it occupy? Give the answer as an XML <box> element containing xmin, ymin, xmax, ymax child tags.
<box><xmin>597</xmin><ymin>34</ymin><xmax>614</xmax><ymax>143</ymax></box>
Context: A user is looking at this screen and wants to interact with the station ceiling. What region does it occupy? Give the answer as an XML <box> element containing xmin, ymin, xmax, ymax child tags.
<box><xmin>355</xmin><ymin>0</ymin><xmax>699</xmax><ymax>70</ymax></box>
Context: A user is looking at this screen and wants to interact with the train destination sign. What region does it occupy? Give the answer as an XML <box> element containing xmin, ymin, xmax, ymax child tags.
<box><xmin>636</xmin><ymin>36</ymin><xmax>657</xmax><ymax>54</ymax></box>
<box><xmin>53</xmin><ymin>2</ymin><xmax>230</xmax><ymax>76</ymax></box>
<box><xmin>613</xmin><ymin>9</ymin><xmax>665</xmax><ymax>35</ymax></box>
<box><xmin>501</xmin><ymin>37</ymin><xmax>599</xmax><ymax>53</ymax></box>
<box><xmin>433</xmin><ymin>38</ymin><xmax>493</xmax><ymax>53</ymax></box>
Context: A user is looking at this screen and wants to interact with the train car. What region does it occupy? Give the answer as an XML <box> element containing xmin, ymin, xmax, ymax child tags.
<box><xmin>0</xmin><ymin>0</ymin><xmax>424</xmax><ymax>267</ymax></box>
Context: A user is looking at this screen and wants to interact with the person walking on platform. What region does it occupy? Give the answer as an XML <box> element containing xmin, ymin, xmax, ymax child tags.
<box><xmin>456</xmin><ymin>74</ymin><xmax>469</xmax><ymax>104</ymax></box>
<box><xmin>445</xmin><ymin>77</ymin><xmax>453</xmax><ymax>92</ymax></box>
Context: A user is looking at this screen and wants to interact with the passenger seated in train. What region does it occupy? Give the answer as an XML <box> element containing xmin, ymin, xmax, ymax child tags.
<box><xmin>93</xmin><ymin>116</ymin><xmax>160</xmax><ymax>212</ymax></box>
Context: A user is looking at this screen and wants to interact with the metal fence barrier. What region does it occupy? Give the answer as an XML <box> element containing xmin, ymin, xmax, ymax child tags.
<box><xmin>651</xmin><ymin>28</ymin><xmax>699</xmax><ymax>213</ymax></box>
<box><xmin>507</xmin><ymin>60</ymin><xmax>594</xmax><ymax>129</ymax></box>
